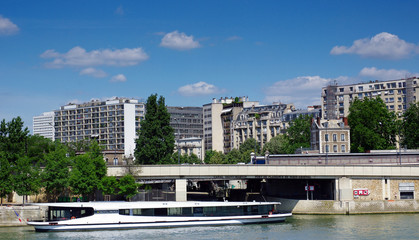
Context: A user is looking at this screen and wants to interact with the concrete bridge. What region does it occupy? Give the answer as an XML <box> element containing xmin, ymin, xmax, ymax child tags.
<box><xmin>108</xmin><ymin>165</ymin><xmax>419</xmax><ymax>202</ymax></box>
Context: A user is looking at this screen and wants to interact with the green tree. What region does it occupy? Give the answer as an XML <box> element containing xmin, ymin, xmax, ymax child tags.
<box><xmin>100</xmin><ymin>176</ymin><xmax>119</xmax><ymax>196</ymax></box>
<box><xmin>225</xmin><ymin>149</ymin><xmax>242</xmax><ymax>164</ymax></box>
<box><xmin>204</xmin><ymin>150</ymin><xmax>216</xmax><ymax>164</ymax></box>
<box><xmin>286</xmin><ymin>114</ymin><xmax>311</xmax><ymax>153</ymax></box>
<box><xmin>239</xmin><ymin>138</ymin><xmax>260</xmax><ymax>154</ymax></box>
<box><xmin>0</xmin><ymin>152</ymin><xmax>13</xmax><ymax>206</ymax></box>
<box><xmin>263</xmin><ymin>134</ymin><xmax>290</xmax><ymax>154</ymax></box>
<box><xmin>26</xmin><ymin>135</ymin><xmax>54</xmax><ymax>165</ymax></box>
<box><xmin>0</xmin><ymin>117</ymin><xmax>29</xmax><ymax>164</ymax></box>
<box><xmin>69</xmin><ymin>154</ymin><xmax>99</xmax><ymax>199</ymax></box>
<box><xmin>207</xmin><ymin>151</ymin><xmax>225</xmax><ymax>164</ymax></box>
<box><xmin>42</xmin><ymin>142</ymin><xmax>70</xmax><ymax>201</ymax></box>
<box><xmin>401</xmin><ymin>102</ymin><xmax>419</xmax><ymax>149</ymax></box>
<box><xmin>348</xmin><ymin>97</ymin><xmax>398</xmax><ymax>152</ymax></box>
<box><xmin>118</xmin><ymin>174</ymin><xmax>140</xmax><ymax>201</ymax></box>
<box><xmin>88</xmin><ymin>140</ymin><xmax>107</xmax><ymax>180</ymax></box>
<box><xmin>135</xmin><ymin>94</ymin><xmax>175</xmax><ymax>164</ymax></box>
<box><xmin>13</xmin><ymin>156</ymin><xmax>41</xmax><ymax>205</ymax></box>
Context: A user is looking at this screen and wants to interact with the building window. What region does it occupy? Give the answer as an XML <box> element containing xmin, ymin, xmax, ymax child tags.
<box><xmin>341</xmin><ymin>145</ymin><xmax>346</xmax><ymax>153</ymax></box>
<box><xmin>333</xmin><ymin>134</ymin><xmax>337</xmax><ymax>141</ymax></box>
<box><xmin>113</xmin><ymin>157</ymin><xmax>118</xmax><ymax>165</ymax></box>
<box><xmin>325</xmin><ymin>134</ymin><xmax>329</xmax><ymax>142</ymax></box>
<box><xmin>325</xmin><ymin>145</ymin><xmax>329</xmax><ymax>153</ymax></box>
<box><xmin>358</xmin><ymin>86</ymin><xmax>363</xmax><ymax>91</ymax></box>
<box><xmin>399</xmin><ymin>183</ymin><xmax>414</xmax><ymax>199</ymax></box>
<box><xmin>341</xmin><ymin>134</ymin><xmax>345</xmax><ymax>141</ymax></box>
<box><xmin>333</xmin><ymin>145</ymin><xmax>338</xmax><ymax>152</ymax></box>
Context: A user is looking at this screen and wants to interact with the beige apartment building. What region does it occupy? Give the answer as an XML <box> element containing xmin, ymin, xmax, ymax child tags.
<box><xmin>203</xmin><ymin>97</ymin><xmax>258</xmax><ymax>153</ymax></box>
<box><xmin>311</xmin><ymin>118</ymin><xmax>351</xmax><ymax>154</ymax></box>
<box><xmin>321</xmin><ymin>77</ymin><xmax>418</xmax><ymax>120</ymax></box>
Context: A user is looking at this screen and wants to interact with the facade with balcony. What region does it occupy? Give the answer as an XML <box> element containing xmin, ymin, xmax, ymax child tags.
<box><xmin>53</xmin><ymin>98</ymin><xmax>145</xmax><ymax>165</ymax></box>
<box><xmin>33</xmin><ymin>111</ymin><xmax>55</xmax><ymax>141</ymax></box>
<box><xmin>321</xmin><ymin>77</ymin><xmax>419</xmax><ymax>120</ymax></box>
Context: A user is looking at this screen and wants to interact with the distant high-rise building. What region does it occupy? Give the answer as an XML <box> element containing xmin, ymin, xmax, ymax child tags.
<box><xmin>33</xmin><ymin>111</ymin><xmax>55</xmax><ymax>141</ymax></box>
<box><xmin>321</xmin><ymin>77</ymin><xmax>419</xmax><ymax>119</ymax></box>
<box><xmin>167</xmin><ymin>106</ymin><xmax>203</xmax><ymax>140</ymax></box>
<box><xmin>53</xmin><ymin>98</ymin><xmax>145</xmax><ymax>164</ymax></box>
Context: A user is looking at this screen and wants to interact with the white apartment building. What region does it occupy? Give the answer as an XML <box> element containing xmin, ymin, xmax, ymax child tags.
<box><xmin>203</xmin><ymin>97</ymin><xmax>258</xmax><ymax>153</ymax></box>
<box><xmin>53</xmin><ymin>98</ymin><xmax>145</xmax><ymax>164</ymax></box>
<box><xmin>33</xmin><ymin>111</ymin><xmax>55</xmax><ymax>141</ymax></box>
<box><xmin>176</xmin><ymin>137</ymin><xmax>203</xmax><ymax>162</ymax></box>
<box><xmin>322</xmin><ymin>77</ymin><xmax>419</xmax><ymax>120</ymax></box>
<box><xmin>232</xmin><ymin>103</ymin><xmax>295</xmax><ymax>150</ymax></box>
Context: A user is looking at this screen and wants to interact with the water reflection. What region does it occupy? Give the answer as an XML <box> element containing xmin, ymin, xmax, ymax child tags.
<box><xmin>1</xmin><ymin>214</ymin><xmax>418</xmax><ymax>240</ymax></box>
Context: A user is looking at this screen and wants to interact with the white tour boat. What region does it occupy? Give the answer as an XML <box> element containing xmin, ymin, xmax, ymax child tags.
<box><xmin>27</xmin><ymin>201</ymin><xmax>292</xmax><ymax>231</ymax></box>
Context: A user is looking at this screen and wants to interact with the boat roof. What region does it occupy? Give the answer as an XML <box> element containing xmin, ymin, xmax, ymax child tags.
<box><xmin>29</xmin><ymin>201</ymin><xmax>281</xmax><ymax>211</ymax></box>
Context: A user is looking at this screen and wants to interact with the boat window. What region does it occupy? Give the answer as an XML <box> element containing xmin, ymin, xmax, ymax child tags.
<box><xmin>154</xmin><ymin>208</ymin><xmax>167</xmax><ymax>216</ymax></box>
<box><xmin>119</xmin><ymin>209</ymin><xmax>130</xmax><ymax>215</ymax></box>
<box><xmin>193</xmin><ymin>207</ymin><xmax>203</xmax><ymax>216</ymax></box>
<box><xmin>48</xmin><ymin>207</ymin><xmax>94</xmax><ymax>221</ymax></box>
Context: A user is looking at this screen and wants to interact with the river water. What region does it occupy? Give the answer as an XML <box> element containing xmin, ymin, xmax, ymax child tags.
<box><xmin>1</xmin><ymin>214</ymin><xmax>418</xmax><ymax>240</ymax></box>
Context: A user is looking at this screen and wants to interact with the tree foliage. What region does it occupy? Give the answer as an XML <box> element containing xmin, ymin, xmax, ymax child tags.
<box><xmin>348</xmin><ymin>97</ymin><xmax>398</xmax><ymax>152</ymax></box>
<box><xmin>401</xmin><ymin>102</ymin><xmax>419</xmax><ymax>149</ymax></box>
<box><xmin>239</xmin><ymin>138</ymin><xmax>260</xmax><ymax>154</ymax></box>
<box><xmin>0</xmin><ymin>152</ymin><xmax>13</xmax><ymax>205</ymax></box>
<box><xmin>285</xmin><ymin>114</ymin><xmax>311</xmax><ymax>153</ymax></box>
<box><xmin>263</xmin><ymin>134</ymin><xmax>290</xmax><ymax>154</ymax></box>
<box><xmin>12</xmin><ymin>156</ymin><xmax>41</xmax><ymax>204</ymax></box>
<box><xmin>135</xmin><ymin>94</ymin><xmax>175</xmax><ymax>164</ymax></box>
<box><xmin>68</xmin><ymin>154</ymin><xmax>99</xmax><ymax>198</ymax></box>
<box><xmin>118</xmin><ymin>174</ymin><xmax>140</xmax><ymax>200</ymax></box>
<box><xmin>100</xmin><ymin>176</ymin><xmax>119</xmax><ymax>196</ymax></box>
<box><xmin>42</xmin><ymin>142</ymin><xmax>70</xmax><ymax>201</ymax></box>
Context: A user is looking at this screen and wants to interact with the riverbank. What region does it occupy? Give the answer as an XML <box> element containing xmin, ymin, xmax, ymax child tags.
<box><xmin>273</xmin><ymin>198</ymin><xmax>419</xmax><ymax>215</ymax></box>
<box><xmin>1</xmin><ymin>200</ymin><xmax>419</xmax><ymax>226</ymax></box>
<box><xmin>0</xmin><ymin>205</ymin><xmax>46</xmax><ymax>226</ymax></box>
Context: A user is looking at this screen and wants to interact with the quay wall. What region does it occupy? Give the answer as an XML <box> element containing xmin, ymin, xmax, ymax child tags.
<box><xmin>273</xmin><ymin>198</ymin><xmax>419</xmax><ymax>215</ymax></box>
<box><xmin>1</xmin><ymin>200</ymin><xmax>419</xmax><ymax>226</ymax></box>
<box><xmin>0</xmin><ymin>205</ymin><xmax>46</xmax><ymax>227</ymax></box>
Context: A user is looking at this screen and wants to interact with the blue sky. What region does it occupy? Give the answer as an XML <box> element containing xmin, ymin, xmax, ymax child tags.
<box><xmin>1</xmin><ymin>0</ymin><xmax>419</xmax><ymax>132</ymax></box>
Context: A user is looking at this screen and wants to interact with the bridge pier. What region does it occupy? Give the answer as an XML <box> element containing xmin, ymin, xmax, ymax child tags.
<box><xmin>175</xmin><ymin>179</ymin><xmax>187</xmax><ymax>202</ymax></box>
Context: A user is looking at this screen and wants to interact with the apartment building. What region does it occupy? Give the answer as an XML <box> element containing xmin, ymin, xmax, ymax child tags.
<box><xmin>203</xmin><ymin>97</ymin><xmax>258</xmax><ymax>153</ymax></box>
<box><xmin>53</xmin><ymin>98</ymin><xmax>145</xmax><ymax>164</ymax></box>
<box><xmin>167</xmin><ymin>106</ymin><xmax>203</xmax><ymax>140</ymax></box>
<box><xmin>177</xmin><ymin>137</ymin><xmax>203</xmax><ymax>162</ymax></box>
<box><xmin>33</xmin><ymin>111</ymin><xmax>55</xmax><ymax>141</ymax></box>
<box><xmin>322</xmin><ymin>77</ymin><xmax>419</xmax><ymax>120</ymax></box>
<box><xmin>232</xmin><ymin>104</ymin><xmax>321</xmax><ymax>150</ymax></box>
<box><xmin>311</xmin><ymin>118</ymin><xmax>351</xmax><ymax>154</ymax></box>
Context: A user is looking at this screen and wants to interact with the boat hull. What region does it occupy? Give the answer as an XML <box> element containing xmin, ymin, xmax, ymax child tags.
<box><xmin>28</xmin><ymin>213</ymin><xmax>292</xmax><ymax>232</ymax></box>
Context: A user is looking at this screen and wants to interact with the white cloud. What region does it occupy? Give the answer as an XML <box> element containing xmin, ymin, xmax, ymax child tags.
<box><xmin>110</xmin><ymin>74</ymin><xmax>127</xmax><ymax>83</ymax></box>
<box><xmin>41</xmin><ymin>46</ymin><xmax>149</xmax><ymax>68</ymax></box>
<box><xmin>330</xmin><ymin>32</ymin><xmax>419</xmax><ymax>59</ymax></box>
<box><xmin>160</xmin><ymin>31</ymin><xmax>200</xmax><ymax>50</ymax></box>
<box><xmin>359</xmin><ymin>67</ymin><xmax>418</xmax><ymax>80</ymax></box>
<box><xmin>264</xmin><ymin>76</ymin><xmax>332</xmax><ymax>108</ymax></box>
<box><xmin>0</xmin><ymin>15</ymin><xmax>19</xmax><ymax>35</ymax></box>
<box><xmin>178</xmin><ymin>81</ymin><xmax>225</xmax><ymax>96</ymax></box>
<box><xmin>226</xmin><ymin>36</ymin><xmax>243</xmax><ymax>41</ymax></box>
<box><xmin>80</xmin><ymin>67</ymin><xmax>107</xmax><ymax>78</ymax></box>
<box><xmin>115</xmin><ymin>6</ymin><xmax>124</xmax><ymax>16</ymax></box>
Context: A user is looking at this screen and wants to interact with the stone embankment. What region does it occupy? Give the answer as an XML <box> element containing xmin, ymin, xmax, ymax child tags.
<box><xmin>274</xmin><ymin>198</ymin><xmax>419</xmax><ymax>215</ymax></box>
<box><xmin>1</xmin><ymin>200</ymin><xmax>419</xmax><ymax>226</ymax></box>
<box><xmin>0</xmin><ymin>205</ymin><xmax>46</xmax><ymax>227</ymax></box>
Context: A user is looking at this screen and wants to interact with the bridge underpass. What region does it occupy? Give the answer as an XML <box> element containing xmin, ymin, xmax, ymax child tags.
<box><xmin>108</xmin><ymin>165</ymin><xmax>419</xmax><ymax>202</ymax></box>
